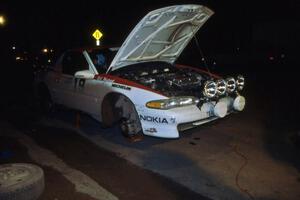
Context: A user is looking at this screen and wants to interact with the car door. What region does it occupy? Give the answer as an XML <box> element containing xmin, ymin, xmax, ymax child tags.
<box><xmin>72</xmin><ymin>51</ymin><xmax>105</xmax><ymax>116</ymax></box>
<box><xmin>59</xmin><ymin>51</ymin><xmax>90</xmax><ymax>109</ymax></box>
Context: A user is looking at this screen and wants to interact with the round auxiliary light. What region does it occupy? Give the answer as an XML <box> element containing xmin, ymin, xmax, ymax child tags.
<box><xmin>233</xmin><ymin>96</ymin><xmax>246</xmax><ymax>111</ymax></box>
<box><xmin>214</xmin><ymin>101</ymin><xmax>228</xmax><ymax>118</ymax></box>
<box><xmin>204</xmin><ymin>81</ymin><xmax>217</xmax><ymax>98</ymax></box>
<box><xmin>216</xmin><ymin>79</ymin><xmax>227</xmax><ymax>96</ymax></box>
<box><xmin>236</xmin><ymin>75</ymin><xmax>245</xmax><ymax>91</ymax></box>
<box><xmin>226</xmin><ymin>77</ymin><xmax>236</xmax><ymax>93</ymax></box>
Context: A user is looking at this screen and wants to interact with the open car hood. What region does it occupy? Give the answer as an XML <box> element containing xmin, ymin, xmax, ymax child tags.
<box><xmin>108</xmin><ymin>5</ymin><xmax>213</xmax><ymax>72</ymax></box>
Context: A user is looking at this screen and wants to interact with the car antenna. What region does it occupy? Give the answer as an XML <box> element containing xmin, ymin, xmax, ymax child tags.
<box><xmin>193</xmin><ymin>35</ymin><xmax>213</xmax><ymax>78</ymax></box>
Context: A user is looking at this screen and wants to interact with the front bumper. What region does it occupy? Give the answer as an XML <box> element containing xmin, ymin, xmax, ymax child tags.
<box><xmin>139</xmin><ymin>96</ymin><xmax>245</xmax><ymax>138</ymax></box>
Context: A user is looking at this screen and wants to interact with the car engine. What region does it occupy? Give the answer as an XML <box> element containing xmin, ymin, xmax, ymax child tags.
<box><xmin>111</xmin><ymin>62</ymin><xmax>210</xmax><ymax>97</ymax></box>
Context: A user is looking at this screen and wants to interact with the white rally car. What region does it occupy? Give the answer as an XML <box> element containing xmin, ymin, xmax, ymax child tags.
<box><xmin>36</xmin><ymin>5</ymin><xmax>245</xmax><ymax>138</ymax></box>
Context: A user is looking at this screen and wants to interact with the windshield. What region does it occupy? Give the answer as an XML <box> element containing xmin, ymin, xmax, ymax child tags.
<box><xmin>88</xmin><ymin>48</ymin><xmax>118</xmax><ymax>73</ymax></box>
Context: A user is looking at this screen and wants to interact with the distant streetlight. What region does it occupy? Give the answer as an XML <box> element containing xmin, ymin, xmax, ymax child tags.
<box><xmin>0</xmin><ymin>15</ymin><xmax>6</xmax><ymax>26</ymax></box>
<box><xmin>42</xmin><ymin>48</ymin><xmax>48</xmax><ymax>53</ymax></box>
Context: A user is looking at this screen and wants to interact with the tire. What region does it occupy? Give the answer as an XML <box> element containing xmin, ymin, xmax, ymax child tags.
<box><xmin>0</xmin><ymin>163</ymin><xmax>45</xmax><ymax>200</ymax></box>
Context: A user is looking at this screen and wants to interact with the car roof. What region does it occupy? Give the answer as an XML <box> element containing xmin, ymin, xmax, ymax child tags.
<box><xmin>65</xmin><ymin>45</ymin><xmax>119</xmax><ymax>53</ymax></box>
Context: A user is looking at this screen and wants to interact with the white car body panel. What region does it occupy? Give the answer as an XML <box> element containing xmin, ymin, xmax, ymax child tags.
<box><xmin>36</xmin><ymin>5</ymin><xmax>245</xmax><ymax>139</ymax></box>
<box><xmin>108</xmin><ymin>4</ymin><xmax>213</xmax><ymax>71</ymax></box>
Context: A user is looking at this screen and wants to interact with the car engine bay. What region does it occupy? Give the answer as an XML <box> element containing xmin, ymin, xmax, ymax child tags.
<box><xmin>111</xmin><ymin>62</ymin><xmax>210</xmax><ymax>97</ymax></box>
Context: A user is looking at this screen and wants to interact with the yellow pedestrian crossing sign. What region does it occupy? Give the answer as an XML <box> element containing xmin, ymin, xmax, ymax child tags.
<box><xmin>92</xmin><ymin>29</ymin><xmax>103</xmax><ymax>40</ymax></box>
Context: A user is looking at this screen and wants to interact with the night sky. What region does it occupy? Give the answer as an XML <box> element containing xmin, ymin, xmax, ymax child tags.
<box><xmin>0</xmin><ymin>1</ymin><xmax>299</xmax><ymax>56</ymax></box>
<box><xmin>0</xmin><ymin>1</ymin><xmax>291</xmax><ymax>48</ymax></box>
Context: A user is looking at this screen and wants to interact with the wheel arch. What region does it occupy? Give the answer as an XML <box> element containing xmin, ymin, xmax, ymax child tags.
<box><xmin>101</xmin><ymin>92</ymin><xmax>141</xmax><ymax>128</ymax></box>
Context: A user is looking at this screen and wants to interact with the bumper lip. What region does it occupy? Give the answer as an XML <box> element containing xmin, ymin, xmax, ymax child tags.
<box><xmin>177</xmin><ymin>116</ymin><xmax>218</xmax><ymax>132</ymax></box>
<box><xmin>177</xmin><ymin>110</ymin><xmax>234</xmax><ymax>132</ymax></box>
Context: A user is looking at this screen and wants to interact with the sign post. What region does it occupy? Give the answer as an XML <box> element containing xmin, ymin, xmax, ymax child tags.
<box><xmin>92</xmin><ymin>29</ymin><xmax>103</xmax><ymax>46</ymax></box>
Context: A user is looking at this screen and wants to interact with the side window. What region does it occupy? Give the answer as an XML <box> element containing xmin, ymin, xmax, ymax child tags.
<box><xmin>62</xmin><ymin>51</ymin><xmax>89</xmax><ymax>75</ymax></box>
<box><xmin>92</xmin><ymin>53</ymin><xmax>107</xmax><ymax>73</ymax></box>
<box><xmin>89</xmin><ymin>48</ymin><xmax>118</xmax><ymax>73</ymax></box>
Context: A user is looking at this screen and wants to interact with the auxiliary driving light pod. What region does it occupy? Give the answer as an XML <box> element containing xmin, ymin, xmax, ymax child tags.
<box><xmin>203</xmin><ymin>81</ymin><xmax>217</xmax><ymax>98</ymax></box>
<box><xmin>233</xmin><ymin>95</ymin><xmax>246</xmax><ymax>111</ymax></box>
<box><xmin>214</xmin><ymin>101</ymin><xmax>228</xmax><ymax>118</ymax></box>
<box><xmin>226</xmin><ymin>77</ymin><xmax>236</xmax><ymax>93</ymax></box>
<box><xmin>236</xmin><ymin>75</ymin><xmax>245</xmax><ymax>91</ymax></box>
<box><xmin>216</xmin><ymin>79</ymin><xmax>227</xmax><ymax>96</ymax></box>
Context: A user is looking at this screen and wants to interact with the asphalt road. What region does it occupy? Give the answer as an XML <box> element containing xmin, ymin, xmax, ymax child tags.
<box><xmin>1</xmin><ymin>62</ymin><xmax>300</xmax><ymax>200</ymax></box>
<box><xmin>35</xmin><ymin>82</ymin><xmax>300</xmax><ymax>200</ymax></box>
<box><xmin>0</xmin><ymin>117</ymin><xmax>208</xmax><ymax>200</ymax></box>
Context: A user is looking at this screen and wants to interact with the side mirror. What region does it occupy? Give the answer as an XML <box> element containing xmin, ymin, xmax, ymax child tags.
<box><xmin>74</xmin><ymin>70</ymin><xmax>95</xmax><ymax>80</ymax></box>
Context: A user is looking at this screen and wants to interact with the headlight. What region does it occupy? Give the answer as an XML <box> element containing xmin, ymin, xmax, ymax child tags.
<box><xmin>203</xmin><ymin>81</ymin><xmax>217</xmax><ymax>98</ymax></box>
<box><xmin>236</xmin><ymin>75</ymin><xmax>245</xmax><ymax>91</ymax></box>
<box><xmin>226</xmin><ymin>77</ymin><xmax>236</xmax><ymax>93</ymax></box>
<box><xmin>216</xmin><ymin>79</ymin><xmax>227</xmax><ymax>96</ymax></box>
<box><xmin>146</xmin><ymin>96</ymin><xmax>199</xmax><ymax>110</ymax></box>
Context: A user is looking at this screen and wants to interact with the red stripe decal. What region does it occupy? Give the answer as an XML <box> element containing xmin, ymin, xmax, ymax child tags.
<box><xmin>95</xmin><ymin>74</ymin><xmax>166</xmax><ymax>96</ymax></box>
